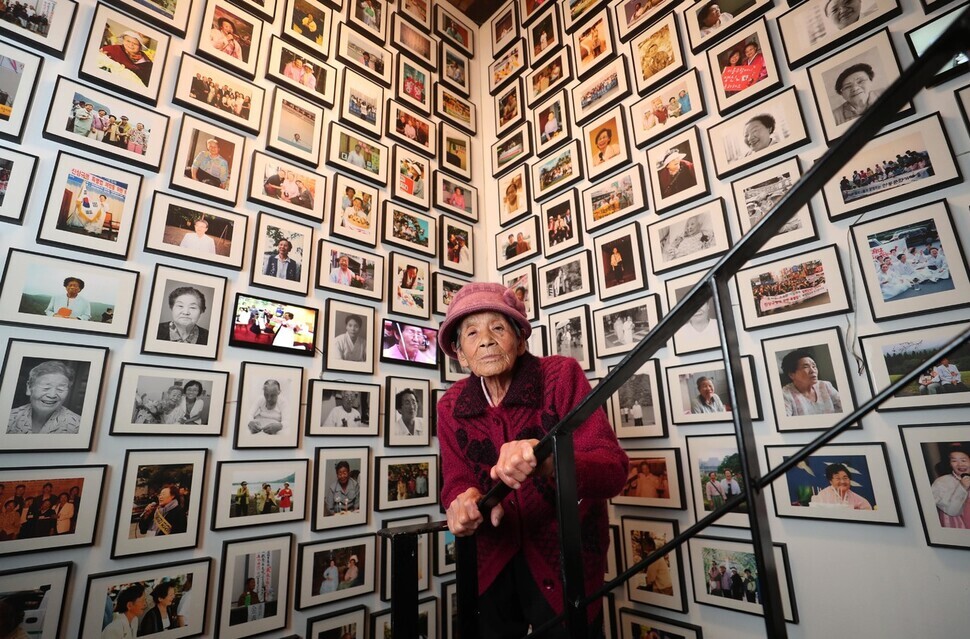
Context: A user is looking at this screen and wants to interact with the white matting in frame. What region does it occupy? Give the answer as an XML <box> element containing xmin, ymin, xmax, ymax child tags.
<box><xmin>307</xmin><ymin>605</ymin><xmax>368</xmax><ymax>639</ymax></box>
<box><xmin>266</xmin><ymin>87</ymin><xmax>324</xmax><ymax>167</ymax></box>
<box><xmin>581</xmin><ymin>164</ymin><xmax>648</xmax><ymax>234</ymax></box>
<box><xmin>388</xmin><ymin>252</ymin><xmax>431</xmax><ymax>319</ymax></box>
<box><xmin>583</xmin><ymin>105</ymin><xmax>632</xmax><ymax>181</ymax></box>
<box><xmin>646</xmin><ymin>126</ymin><xmax>710</xmax><ymax>213</ymax></box>
<box><xmin>0</xmin><ymin>562</ymin><xmax>71</xmax><ymax>639</ymax></box>
<box><xmin>265</xmin><ymin>36</ymin><xmax>337</xmax><ymax>110</ymax></box>
<box><xmin>235</xmin><ymin>362</ymin><xmax>304</xmax><ymax>448</ymax></box>
<box><xmin>667</xmin><ymin>356</ymin><xmax>761</xmax><ymax>426</ymax></box>
<box><xmin>335</xmin><ymin>21</ymin><xmax>393</xmax><ymax>87</ymax></box>
<box><xmin>217</xmin><ymin>533</ymin><xmax>293</xmax><ymax>639</ymax></box>
<box><xmin>169</xmin><ymin>114</ymin><xmax>245</xmax><ymax>205</ymax></box>
<box><xmin>593</xmin><ymin>222</ymin><xmax>648</xmax><ymax>301</ymax></box>
<box><xmin>250</xmin><ymin>211</ymin><xmax>313</xmax><ymax>297</ymax></box>
<box><xmin>646</xmin><ymin>197</ymin><xmax>731</xmax><ymax>275</ymax></box>
<box><xmin>613</xmin><ymin>448</ymin><xmax>685</xmax><ymax>509</ymax></box>
<box><xmin>144</xmin><ymin>191</ymin><xmax>249</xmax><ymax>270</ymax></box>
<box><xmin>325</xmin><ymin>299</ymin><xmax>375</xmax><ymax>374</ymax></box>
<box><xmin>0</xmin><ymin>144</ymin><xmax>38</xmax><ymax>224</ymax></box>
<box><xmin>306</xmin><ymin>379</ymin><xmax>380</xmax><ymax>436</ymax></box>
<box><xmin>548</xmin><ymin>304</ymin><xmax>594</xmax><ymax>372</ymax></box>
<box><xmin>315</xmin><ymin>238</ymin><xmax>385</xmax><ymax>301</ymax></box>
<box><xmin>621</xmin><ymin>515</ymin><xmax>687</xmax><ymax>612</ymax></box>
<box><xmin>735</xmin><ymin>244</ymin><xmax>851</xmax><ymax>330</ymax></box>
<box><xmin>705</xmin><ymin>18</ymin><xmax>782</xmax><ymax>116</ymax></box>
<box><xmin>684</xmin><ymin>0</ymin><xmax>773</xmax><ymax>53</ymax></box>
<box><xmin>196</xmin><ymin>0</ymin><xmax>264</xmax><ymax>79</ymax></box>
<box><xmin>761</xmin><ymin>326</ymin><xmax>858</xmax><ymax>433</ymax></box>
<box><xmin>374</xmin><ymin>454</ymin><xmax>439</xmax><ymax>511</ymax></box>
<box><xmin>765</xmin><ymin>442</ymin><xmax>901</xmax><ymax>525</ymax></box>
<box><xmin>685</xmin><ymin>435</ymin><xmax>750</xmax><ymax>528</ymax></box>
<box><xmin>777</xmin><ymin>0</ymin><xmax>900</xmax><ymax>69</ymax></box>
<box><xmin>142</xmin><ymin>263</ymin><xmax>228</xmax><ymax>360</ymax></box>
<box><xmin>326</xmin><ymin>121</ymin><xmax>390</xmax><ymax>186</ymax></box>
<box><xmin>0</xmin><ymin>39</ymin><xmax>42</xmax><ymax>143</ymax></box>
<box><xmin>211</xmin><ymin>458</ymin><xmax>309</xmax><ymax>530</ymax></box>
<box><xmin>0</xmin><ymin>0</ymin><xmax>76</xmax><ymax>58</ymax></box>
<box><xmin>665</xmin><ymin>269</ymin><xmax>720</xmax><ymax>356</ymax></box>
<box><xmin>592</xmin><ymin>294</ymin><xmax>661</xmax><ymax>360</ymax></box>
<box><xmin>609</xmin><ymin>359</ymin><xmax>667</xmax><ymax>439</ymax></box>
<box><xmin>629</xmin><ymin>12</ymin><xmax>685</xmax><ymax>95</ymax></box>
<box><xmin>281</xmin><ymin>0</ymin><xmax>333</xmax><ymax>61</ymax></box>
<box><xmin>111</xmin><ymin>0</ymin><xmax>193</xmax><ymax>37</ymax></box>
<box><xmin>538</xmin><ymin>249</ymin><xmax>593</xmax><ymax>310</ymax></box>
<box><xmin>247</xmin><ymin>150</ymin><xmax>327</xmax><ymax>222</ymax></box>
<box><xmin>296</xmin><ymin>534</ymin><xmax>376</xmax><ymax>609</ymax></box>
<box><xmin>0</xmin><ymin>339</ymin><xmax>107</xmax><ymax>452</ymax></box>
<box><xmin>630</xmin><ymin>67</ymin><xmax>706</xmax><ymax>150</ymax></box>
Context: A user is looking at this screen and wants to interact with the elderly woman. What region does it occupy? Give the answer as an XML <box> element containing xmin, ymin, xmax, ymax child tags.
<box><xmin>45</xmin><ymin>277</ymin><xmax>91</xmax><ymax>321</ymax></box>
<box><xmin>247</xmin><ymin>379</ymin><xmax>287</xmax><ymax>435</ymax></box>
<box><xmin>157</xmin><ymin>286</ymin><xmax>209</xmax><ymax>345</ymax></box>
<box><xmin>138</xmin><ymin>581</ymin><xmax>178</xmax><ymax>635</ymax></box>
<box><xmin>6</xmin><ymin>360</ymin><xmax>81</xmax><ymax>434</ymax></box>
<box><xmin>810</xmin><ymin>462</ymin><xmax>872</xmax><ymax>509</ymax></box>
<box><xmin>437</xmin><ymin>283</ymin><xmax>628</xmax><ymax>638</ymax></box>
<box><xmin>780</xmin><ymin>348</ymin><xmax>842</xmax><ymax>416</ymax></box>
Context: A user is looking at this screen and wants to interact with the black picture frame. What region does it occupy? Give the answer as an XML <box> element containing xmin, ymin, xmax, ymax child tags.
<box><xmin>533</xmin><ymin>88</ymin><xmax>573</xmax><ymax>158</ymax></box>
<box><xmin>195</xmin><ymin>0</ymin><xmax>264</xmax><ymax>79</ymax></box>
<box><xmin>346</xmin><ymin>0</ymin><xmax>388</xmax><ymax>44</ymax></box>
<box><xmin>265</xmin><ymin>86</ymin><xmax>324</xmax><ymax>167</ymax></box>
<box><xmin>325</xmin><ymin>121</ymin><xmax>390</xmax><ymax>187</ymax></box>
<box><xmin>434</xmin><ymin>4</ymin><xmax>475</xmax><ymax>57</ymax></box>
<box><xmin>548</xmin><ymin>304</ymin><xmax>594</xmax><ymax>371</ymax></box>
<box><xmin>495</xmin><ymin>78</ymin><xmax>526</xmax><ymax>139</ymax></box>
<box><xmin>324</xmin><ymin>298</ymin><xmax>375</xmax><ymax>374</ymax></box>
<box><xmin>0</xmin><ymin>0</ymin><xmax>77</xmax><ymax>58</ymax></box>
<box><xmin>388</xmin><ymin>149</ymin><xmax>431</xmax><ymax>212</ymax></box>
<box><xmin>539</xmin><ymin>187</ymin><xmax>583</xmax><ymax>259</ymax></box>
<box><xmin>374</xmin><ymin>454</ymin><xmax>438</xmax><ymax>510</ymax></box>
<box><xmin>629</xmin><ymin>12</ymin><xmax>686</xmax><ymax>96</ymax></box>
<box><xmin>141</xmin><ymin>264</ymin><xmax>228</xmax><ymax>360</ymax></box>
<box><xmin>776</xmin><ymin>0</ymin><xmax>901</xmax><ymax>69</ymax></box>
<box><xmin>233</xmin><ymin>362</ymin><xmax>304</xmax><ymax>449</ymax></box>
<box><xmin>593</xmin><ymin>222</ymin><xmax>649</xmax><ymax>301</ymax></box>
<box><xmin>0</xmin><ymin>562</ymin><xmax>72</xmax><ymax>638</ymax></box>
<box><xmin>107</xmin><ymin>0</ymin><xmax>193</xmax><ymax>38</ymax></box>
<box><xmin>645</xmin><ymin>197</ymin><xmax>732</xmax><ymax>275</ymax></box>
<box><xmin>265</xmin><ymin>35</ymin><xmax>337</xmax><ymax>109</ymax></box>
<box><xmin>620</xmin><ymin>515</ymin><xmax>687</xmax><ymax>611</ymax></box>
<box><xmin>174</xmin><ymin>53</ymin><xmax>266</xmax><ymax>134</ymax></box>
<box><xmin>211</xmin><ymin>457</ymin><xmax>308</xmax><ymax>529</ymax></box>
<box><xmin>315</xmin><ymin>238</ymin><xmax>385</xmax><ymax>301</ymax></box>
<box><xmin>306</xmin><ymin>380</ymin><xmax>380</xmax><ymax>437</ymax></box>
<box><xmin>249</xmin><ymin>211</ymin><xmax>314</xmax><ymax>297</ymax></box>
<box><xmin>313</xmin><ymin>445</ymin><xmax>370</xmax><ymax>530</ymax></box>
<box><xmin>217</xmin><ymin>533</ymin><xmax>293</xmax><ymax>638</ymax></box>
<box><xmin>439</xmin><ymin>215</ymin><xmax>475</xmax><ymax>277</ymax></box>
<box><xmin>330</xmin><ymin>172</ymin><xmax>381</xmax><ymax>247</ymax></box>
<box><xmin>386</xmin><ymin>99</ymin><xmax>437</xmax><ymax>158</ymax></box>
<box><xmin>296</xmin><ymin>534</ymin><xmax>377</xmax><ymax>609</ymax></box>
<box><xmin>379</xmin><ymin>513</ymin><xmax>431</xmax><ymax>600</ymax></box>
<box><xmin>433</xmin><ymin>170</ymin><xmax>478</xmax><ymax>222</ymax></box>
<box><xmin>169</xmin><ymin>113</ymin><xmax>245</xmax><ymax>205</ymax></box>
<box><xmin>495</xmin><ymin>215</ymin><xmax>541</xmax><ymax>272</ymax></box>
<box><xmin>334</xmin><ymin>21</ymin><xmax>393</xmax><ymax>87</ymax></box>
<box><xmin>280</xmin><ymin>0</ymin><xmax>333</xmax><ymax>60</ymax></box>
<box><xmin>572</xmin><ymin>56</ymin><xmax>632</xmax><ymax>125</ymax></box>
<box><xmin>537</xmin><ymin>249</ymin><xmax>594</xmax><ymax>310</ymax></box>
<box><xmin>439</xmin><ymin>122</ymin><xmax>472</xmax><ymax>181</ymax></box>
<box><xmin>387</xmin><ymin>251</ymin><xmax>431</xmax><ymax>319</ymax></box>
<box><xmin>247</xmin><ymin>149</ymin><xmax>328</xmax><ymax>223</ymax></box>
<box><xmin>395</xmin><ymin>56</ymin><xmax>432</xmax><ymax>115</ymax></box>
<box><xmin>434</xmin><ymin>83</ymin><xmax>477</xmax><ymax>134</ymax></box>
<box><xmin>489</xmin><ymin>0</ymin><xmax>520</xmax><ymax>57</ymax></box>
<box><xmin>527</xmin><ymin>4</ymin><xmax>562</xmax><ymax>67</ymax></box>
<box><xmin>572</xmin><ymin>9</ymin><xmax>616</xmax><ymax>80</ymax></box>
<box><xmin>581</xmin><ymin>164</ymin><xmax>649</xmax><ymax>234</ymax></box>
<box><xmin>491</xmin><ymin>123</ymin><xmax>534</xmax><ymax>178</ymax></box>
<box><xmin>607</xmin><ymin>358</ymin><xmax>667</xmax><ymax>438</ymax></box>
<box><xmin>0</xmin><ymin>144</ymin><xmax>38</xmax><ymax>224</ymax></box>
<box><xmin>488</xmin><ymin>38</ymin><xmax>526</xmax><ymax>95</ymax></box>
<box><xmin>439</xmin><ymin>40</ymin><xmax>471</xmax><ymax>97</ymax></box>
<box><xmin>391</xmin><ymin>12</ymin><xmax>436</xmax><ymax>70</ymax></box>
<box><xmin>705</xmin><ymin>18</ymin><xmax>783</xmax><ymax>116</ymax></box>
<box><xmin>669</xmin><ymin>357</ymin><xmax>762</xmax><ymax>426</ymax></box>
<box><xmin>684</xmin><ymin>0</ymin><xmax>773</xmax><ymax>54</ymax></box>
<box><xmin>582</xmin><ymin>105</ymin><xmax>633</xmax><ymax>181</ymax></box>
<box><xmin>307</xmin><ymin>605</ymin><xmax>370</xmax><ymax>639</ymax></box>
<box><xmin>532</xmin><ymin>139</ymin><xmax>585</xmax><ymax>202</ymax></box>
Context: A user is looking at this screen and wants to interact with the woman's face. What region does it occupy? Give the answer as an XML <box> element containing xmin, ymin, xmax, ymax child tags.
<box><xmin>185</xmin><ymin>385</ymin><xmax>200</xmax><ymax>401</ymax></box>
<box><xmin>788</xmin><ymin>357</ymin><xmax>819</xmax><ymax>390</ymax></box>
<box><xmin>263</xmin><ymin>383</ymin><xmax>281</xmax><ymax>402</ymax></box>
<box><xmin>728</xmin><ymin>51</ymin><xmax>741</xmax><ymax>65</ymax></box>
<box><xmin>743</xmin><ymin>120</ymin><xmax>772</xmax><ymax>152</ymax></box>
<box><xmin>596</xmin><ymin>129</ymin><xmax>611</xmax><ymax>149</ymax></box>
<box><xmin>171</xmin><ymin>293</ymin><xmax>203</xmax><ymax>330</ymax></box>
<box><xmin>456</xmin><ymin>312</ymin><xmax>525</xmax><ymax>380</ymax></box>
<box><xmin>828</xmin><ymin>469</ymin><xmax>851</xmax><ymax>494</ymax></box>
<box><xmin>159</xmin><ymin>586</ymin><xmax>176</xmax><ymax>606</ymax></box>
<box><xmin>28</xmin><ymin>373</ymin><xmax>71</xmax><ymax>415</ymax></box>
<box><xmin>345</xmin><ymin>318</ymin><xmax>361</xmax><ymax>339</ymax></box>
<box><xmin>838</xmin><ymin>71</ymin><xmax>872</xmax><ymax>103</ymax></box>
<box><xmin>221</xmin><ymin>20</ymin><xmax>234</xmax><ymax>35</ymax></box>
<box><xmin>698</xmin><ymin>379</ymin><xmax>715</xmax><ymax>400</ymax></box>
<box><xmin>949</xmin><ymin>452</ymin><xmax>970</xmax><ymax>475</ymax></box>
<box><xmin>65</xmin><ymin>280</ymin><xmax>82</xmax><ymax>298</ymax></box>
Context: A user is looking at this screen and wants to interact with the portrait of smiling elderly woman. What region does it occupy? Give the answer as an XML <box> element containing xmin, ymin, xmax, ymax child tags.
<box><xmin>157</xmin><ymin>286</ymin><xmax>209</xmax><ymax>345</ymax></box>
<box><xmin>436</xmin><ymin>283</ymin><xmax>627</xmax><ymax>638</ymax></box>
<box><xmin>780</xmin><ymin>348</ymin><xmax>842</xmax><ymax>417</ymax></box>
<box><xmin>831</xmin><ymin>62</ymin><xmax>882</xmax><ymax>125</ymax></box>
<box><xmin>6</xmin><ymin>360</ymin><xmax>81</xmax><ymax>434</ymax></box>
<box><xmin>810</xmin><ymin>462</ymin><xmax>872</xmax><ymax>509</ymax></box>
<box><xmin>742</xmin><ymin>114</ymin><xmax>776</xmax><ymax>155</ymax></box>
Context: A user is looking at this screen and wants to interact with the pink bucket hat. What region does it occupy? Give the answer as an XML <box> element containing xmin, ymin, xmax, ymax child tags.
<box><xmin>437</xmin><ymin>283</ymin><xmax>532</xmax><ymax>360</ymax></box>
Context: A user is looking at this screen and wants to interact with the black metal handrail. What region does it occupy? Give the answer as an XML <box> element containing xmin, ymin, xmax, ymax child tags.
<box><xmin>377</xmin><ymin>7</ymin><xmax>970</xmax><ymax>638</ymax></box>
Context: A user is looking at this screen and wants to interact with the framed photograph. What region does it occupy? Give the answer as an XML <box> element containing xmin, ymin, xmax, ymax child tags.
<box><xmin>248</xmin><ymin>150</ymin><xmax>326</xmax><ymax>223</ymax></box>
<box><xmin>765</xmin><ymin>442</ymin><xmax>901</xmax><ymax>524</ymax></box>
<box><xmin>169</xmin><ymin>114</ymin><xmax>245</xmax><ymax>205</ymax></box>
<box><xmin>111</xmin><ymin>448</ymin><xmax>207</xmax><ymax>557</ymax></box>
<box><xmin>434</xmin><ymin>171</ymin><xmax>477</xmax><ymax>222</ymax></box>
<box><xmin>396</xmin><ymin>57</ymin><xmax>431</xmax><ymax>115</ymax></box>
<box><xmin>439</xmin><ymin>41</ymin><xmax>470</xmax><ymax>97</ymax></box>
<box><xmin>212</xmin><ymin>458</ymin><xmax>307</xmax><ymax>530</ymax></box>
<box><xmin>335</xmin><ymin>21</ymin><xmax>392</xmax><ymax>87</ymax></box>
<box><xmin>527</xmin><ymin>5</ymin><xmax>561</xmax><ymax>67</ymax></box>
<box><xmin>371</xmin><ymin>597</ymin><xmax>437</xmax><ymax>638</ymax></box>
<box><xmin>614</xmin><ymin>449</ymin><xmax>685</xmax><ymax>509</ymax></box>
<box><xmin>540</xmin><ymin>188</ymin><xmax>582</xmax><ymax>259</ymax></box>
<box><xmin>808</xmin><ymin>29</ymin><xmax>911</xmax><ymax>144</ymax></box>
<box><xmin>393</xmin><ymin>13</ymin><xmax>436</xmax><ymax>70</ymax></box>
<box><xmin>899</xmin><ymin>423</ymin><xmax>970</xmax><ymax>549</ymax></box>
<box><xmin>705</xmin><ymin>19</ymin><xmax>781</xmax><ymax>115</ymax></box>
<box><xmin>174</xmin><ymin>53</ymin><xmax>264</xmax><ymax>134</ymax></box>
<box><xmin>325</xmin><ymin>299</ymin><xmax>375</xmax><ymax>374</ymax></box>
<box><xmin>609</xmin><ymin>359</ymin><xmax>667</xmax><ymax>438</ymax></box>
<box><xmin>490</xmin><ymin>0</ymin><xmax>519</xmax><ymax>55</ymax></box>
<box><xmin>492</xmin><ymin>124</ymin><xmax>533</xmax><ymax>177</ymax></box>
<box><xmin>307</xmin><ymin>605</ymin><xmax>368</xmax><ymax>639</ymax></box>
<box><xmin>233</xmin><ymin>0</ymin><xmax>278</xmax><ymax>21</ymax></box>
<box><xmin>313</xmin><ymin>446</ymin><xmax>369</xmax><ymax>530</ymax></box>
<box><xmin>668</xmin><ymin>357</ymin><xmax>761</xmax><ymax>426</ymax></box>
<box><xmin>37</xmin><ymin>151</ymin><xmax>143</xmax><ymax>260</ymax></box>
<box><xmin>374</xmin><ymin>454</ymin><xmax>438</xmax><ymax>510</ymax></box>
<box><xmin>433</xmin><ymin>272</ymin><xmax>471</xmax><ymax>317</ymax></box>
<box><xmin>959</xmin><ymin>82</ymin><xmax>970</xmax><ymax>134</ymax></box>
<box><xmin>735</xmin><ymin>244</ymin><xmax>851</xmax><ymax>330</ymax></box>
<box><xmin>297</xmin><ymin>534</ymin><xmax>376</xmax><ymax>609</ymax></box>
<box><xmin>380</xmin><ymin>514</ymin><xmax>430</xmax><ymax>600</ymax></box>
<box><xmin>618</xmin><ymin>608</ymin><xmax>704</xmax><ymax>639</ymax></box>
<box><xmin>572</xmin><ymin>10</ymin><xmax>615</xmax><ymax>79</ymax></box>
<box><xmin>685</xmin><ymin>434</ymin><xmax>750</xmax><ymax>528</ymax></box>
<box><xmin>0</xmin><ymin>339</ymin><xmax>106</xmax><ymax>451</ymax></box>
<box><xmin>0</xmin><ymin>563</ymin><xmax>71</xmax><ymax>639</ymax></box>
<box><xmin>538</xmin><ymin>249</ymin><xmax>594</xmax><ymax>309</ymax></box>
<box><xmin>110</xmin><ymin>0</ymin><xmax>193</xmax><ymax>37</ymax></box>
<box><xmin>141</xmin><ymin>263</ymin><xmax>227</xmax><ymax>360</ymax></box>
<box><xmin>614</xmin><ymin>0</ymin><xmax>680</xmax><ymax>42</ymax></box>
<box><xmin>0</xmin><ymin>145</ymin><xmax>37</xmax><ymax>224</ymax></box>
<box><xmin>0</xmin><ymin>464</ymin><xmax>105</xmax><ymax>556</ymax></box>
<box><xmin>532</xmin><ymin>139</ymin><xmax>584</xmax><ymax>201</ymax></box>
<box><xmin>0</xmin><ymin>0</ymin><xmax>76</xmax><ymax>58</ymax></box>
<box><xmin>852</xmin><ymin>199</ymin><xmax>970</xmax><ymax>321</ymax></box>
<box><xmin>326</xmin><ymin>121</ymin><xmax>389</xmax><ymax>186</ymax></box>
<box><xmin>533</xmin><ymin>90</ymin><xmax>571</xmax><ymax>158</ymax></box>
<box><xmin>495</xmin><ymin>79</ymin><xmax>525</xmax><ymax>139</ymax></box>
<box><xmin>630</xmin><ymin>67</ymin><xmax>706</xmax><ymax>149</ymax></box>
<box><xmin>706</xmin><ymin>87</ymin><xmax>810</xmax><ymax>179</ymax></box>
<box><xmin>0</xmin><ymin>41</ymin><xmax>37</xmax><ymax>142</ymax></box>
<box><xmin>497</xmin><ymin>165</ymin><xmax>530</xmax><ymax>226</ymax></box>
<box><xmin>266</xmin><ymin>88</ymin><xmax>323</xmax><ymax>166</ymax></box>
<box><xmin>821</xmin><ymin>113</ymin><xmax>962</xmax><ymax>221</ymax></box>
<box><xmin>384</xmin><ymin>376</ymin><xmax>431</xmax><ymax>445</ymax></box>
<box><xmin>777</xmin><ymin>0</ymin><xmax>901</xmax><ymax>69</ymax></box>
<box><xmin>685</xmin><ymin>0</ymin><xmax>772</xmax><ymax>53</ymax></box>
<box><xmin>646</xmin><ymin>126</ymin><xmax>710</xmax><ymax>213</ymax></box>
<box><xmin>109</xmin><ymin>363</ymin><xmax>228</xmax><ymax>436</ymax></box>
<box><xmin>593</xmin><ymin>222</ymin><xmax>648</xmax><ymax>301</ymax></box>
<box><xmin>387</xmin><ymin>252</ymin><xmax>431</xmax><ymax>319</ymax></box>
<box><xmin>729</xmin><ymin>156</ymin><xmax>818</xmax><ymax>255</ymax></box>
<box><xmin>572</xmin><ymin>56</ymin><xmax>632</xmax><ymax>125</ymax></box>
<box><xmin>621</xmin><ymin>516</ymin><xmax>687</xmax><ymax>611</ymax></box>
<box><xmin>665</xmin><ymin>269</ymin><xmax>720</xmax><ymax>356</ymax></box>
<box><xmin>488</xmin><ymin>38</ymin><xmax>526</xmax><ymax>95</ymax></box>
<box><xmin>495</xmin><ymin>215</ymin><xmax>541</xmax><ymax>271</ymax></box>
<box><xmin>234</xmin><ymin>362</ymin><xmax>303</xmax><ymax>448</ymax></box>
<box><xmin>440</xmin><ymin>216</ymin><xmax>475</xmax><ymax>276</ymax></box>
<box><xmin>195</xmin><ymin>0</ymin><xmax>262</xmax><ymax>78</ymax></box>
<box><xmin>859</xmin><ymin>320</ymin><xmax>970</xmax><ymax>412</ymax></box>
<box><xmin>436</xmin><ymin>529</ymin><xmax>457</xmax><ymax>578</ymax></box>
<box><xmin>390</xmin><ymin>150</ymin><xmax>431</xmax><ymax>211</ymax></box>
<box><xmin>440</xmin><ymin>123</ymin><xmax>472</xmax><ymax>181</ymax></box>
<box><xmin>760</xmin><ymin>326</ymin><xmax>858</xmax><ymax>432</ymax></box>
<box><xmin>583</xmin><ymin>106</ymin><xmax>632</xmax><ymax>181</ymax></box>
<box><xmin>646</xmin><ymin>197</ymin><xmax>731</xmax><ymax>274</ymax></box>
<box><xmin>316</xmin><ymin>239</ymin><xmax>384</xmax><ymax>301</ymax></box>
<box><xmin>79</xmin><ymin>559</ymin><xmax>211</xmax><ymax>638</ymax></box>
<box><xmin>592</xmin><ymin>294</ymin><xmax>661</xmax><ymax>359</ymax></box>
<box><xmin>629</xmin><ymin>13</ymin><xmax>685</xmax><ymax>95</ymax></box>
<box><xmin>440</xmin><ymin>352</ymin><xmax>472</xmax><ymax>384</ymax></box>
<box><xmin>281</xmin><ymin>0</ymin><xmax>332</xmax><ymax>60</ymax></box>
<box><xmin>434</xmin><ymin>84</ymin><xmax>477</xmax><ymax>134</ymax></box>
<box><xmin>79</xmin><ymin>4</ymin><xmax>169</xmax><ymax>105</ymax></box>
<box><xmin>399</xmin><ymin>0</ymin><xmax>431</xmax><ymax>30</ymax></box>
<box><xmin>527</xmin><ymin>46</ymin><xmax>573</xmax><ymax>107</ymax></box>
<box><xmin>388</xmin><ymin>100</ymin><xmax>437</xmax><ymax>158</ymax></box>
<box><xmin>434</xmin><ymin>4</ymin><xmax>474</xmax><ymax>57</ymax></box>
<box><xmin>346</xmin><ymin>0</ymin><xmax>387</xmax><ymax>43</ymax></box>
<box><xmin>266</xmin><ymin>36</ymin><xmax>336</xmax><ymax>109</ymax></box>
<box><xmin>217</xmin><ymin>533</ymin><xmax>293</xmax><ymax>638</ymax></box>
<box><xmin>0</xmin><ymin>248</ymin><xmax>136</xmax><ymax>336</ymax></box>
<box><xmin>250</xmin><ymin>212</ymin><xmax>312</xmax><ymax>296</ymax></box>
<box><xmin>331</xmin><ymin>173</ymin><xmax>380</xmax><ymax>247</ymax></box>
<box><xmin>528</xmin><ymin>325</ymin><xmax>550</xmax><ymax>357</ymax></box>
<box><xmin>582</xmin><ymin>165</ymin><xmax>648</xmax><ymax>234</ymax></box>
<box><xmin>43</xmin><ymin>76</ymin><xmax>169</xmax><ymax>172</ymax></box>
<box><xmin>687</xmin><ymin>536</ymin><xmax>797</xmax><ymax>621</ymax></box>
<box><xmin>548</xmin><ymin>304</ymin><xmax>594</xmax><ymax>371</ymax></box>
<box><xmin>306</xmin><ymin>379</ymin><xmax>379</xmax><ymax>436</ymax></box>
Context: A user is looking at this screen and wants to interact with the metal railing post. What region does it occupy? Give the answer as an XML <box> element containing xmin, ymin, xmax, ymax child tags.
<box><xmin>456</xmin><ymin>535</ymin><xmax>479</xmax><ymax>639</ymax></box>
<box><xmin>389</xmin><ymin>534</ymin><xmax>419</xmax><ymax>638</ymax></box>
<box><xmin>551</xmin><ymin>433</ymin><xmax>588</xmax><ymax>639</ymax></box>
